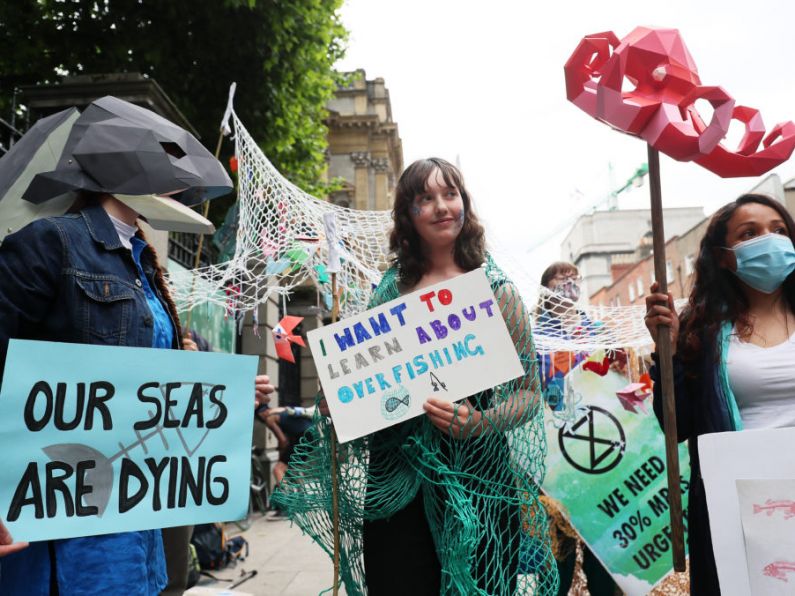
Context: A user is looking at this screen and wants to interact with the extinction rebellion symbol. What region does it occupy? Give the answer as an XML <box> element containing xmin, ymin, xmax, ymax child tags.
<box><xmin>558</xmin><ymin>406</ymin><xmax>626</xmax><ymax>474</ymax></box>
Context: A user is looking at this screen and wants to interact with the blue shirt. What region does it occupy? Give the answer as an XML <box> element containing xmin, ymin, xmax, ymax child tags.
<box><xmin>131</xmin><ymin>236</ymin><xmax>174</xmax><ymax>349</ymax></box>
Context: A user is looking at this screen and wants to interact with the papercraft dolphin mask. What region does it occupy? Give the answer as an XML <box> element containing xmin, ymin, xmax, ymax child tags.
<box><xmin>23</xmin><ymin>95</ymin><xmax>232</xmax><ymax>206</ymax></box>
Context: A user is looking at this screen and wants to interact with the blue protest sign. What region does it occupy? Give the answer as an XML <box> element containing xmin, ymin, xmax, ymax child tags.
<box><xmin>0</xmin><ymin>340</ymin><xmax>258</xmax><ymax>542</ymax></box>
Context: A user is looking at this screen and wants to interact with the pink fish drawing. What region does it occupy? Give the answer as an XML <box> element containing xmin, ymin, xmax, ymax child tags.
<box><xmin>753</xmin><ymin>499</ymin><xmax>795</xmax><ymax>519</ymax></box>
<box><xmin>763</xmin><ymin>561</ymin><xmax>795</xmax><ymax>582</ymax></box>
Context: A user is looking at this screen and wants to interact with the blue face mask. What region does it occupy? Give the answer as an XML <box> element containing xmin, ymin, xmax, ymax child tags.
<box><xmin>728</xmin><ymin>233</ymin><xmax>795</xmax><ymax>293</ymax></box>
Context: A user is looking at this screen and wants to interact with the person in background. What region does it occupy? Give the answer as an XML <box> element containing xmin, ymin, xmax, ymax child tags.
<box><xmin>536</xmin><ymin>262</ymin><xmax>590</xmax><ymax>411</ymax></box>
<box><xmin>256</xmin><ymin>405</ymin><xmax>314</xmax><ymax>521</ymax></box>
<box><xmin>645</xmin><ymin>193</ymin><xmax>795</xmax><ymax>594</ymax></box>
<box><xmin>535</xmin><ymin>262</ymin><xmax>618</xmax><ymax>596</ymax></box>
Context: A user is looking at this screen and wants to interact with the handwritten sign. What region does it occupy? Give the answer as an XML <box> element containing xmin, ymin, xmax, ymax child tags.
<box><xmin>0</xmin><ymin>339</ymin><xmax>258</xmax><ymax>542</ymax></box>
<box><xmin>308</xmin><ymin>268</ymin><xmax>524</xmax><ymax>442</ymax></box>
<box><xmin>700</xmin><ymin>427</ymin><xmax>795</xmax><ymax>596</ymax></box>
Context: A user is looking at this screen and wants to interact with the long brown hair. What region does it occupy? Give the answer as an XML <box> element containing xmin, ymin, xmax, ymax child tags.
<box><xmin>389</xmin><ymin>157</ymin><xmax>486</xmax><ymax>287</ymax></box>
<box><xmin>135</xmin><ymin>227</ymin><xmax>184</xmax><ymax>346</ymax></box>
<box><xmin>679</xmin><ymin>193</ymin><xmax>795</xmax><ymax>365</ymax></box>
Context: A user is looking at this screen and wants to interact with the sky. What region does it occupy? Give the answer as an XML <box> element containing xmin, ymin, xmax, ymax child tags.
<box><xmin>335</xmin><ymin>0</ymin><xmax>795</xmax><ymax>284</ymax></box>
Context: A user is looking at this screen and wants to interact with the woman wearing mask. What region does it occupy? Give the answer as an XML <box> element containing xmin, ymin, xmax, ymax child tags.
<box><xmin>536</xmin><ymin>263</ymin><xmax>618</xmax><ymax>596</ymax></box>
<box><xmin>536</xmin><ymin>262</ymin><xmax>589</xmax><ymax>411</ymax></box>
<box><xmin>645</xmin><ymin>193</ymin><xmax>795</xmax><ymax>593</ymax></box>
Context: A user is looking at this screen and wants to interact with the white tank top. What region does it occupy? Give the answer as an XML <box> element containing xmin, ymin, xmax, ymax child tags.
<box><xmin>727</xmin><ymin>330</ymin><xmax>795</xmax><ymax>430</ymax></box>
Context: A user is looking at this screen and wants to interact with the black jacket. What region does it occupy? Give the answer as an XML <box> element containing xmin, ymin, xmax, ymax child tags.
<box><xmin>651</xmin><ymin>337</ymin><xmax>734</xmax><ymax>596</ymax></box>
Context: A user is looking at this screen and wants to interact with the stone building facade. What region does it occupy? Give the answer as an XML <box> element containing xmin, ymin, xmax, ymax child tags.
<box><xmin>325</xmin><ymin>70</ymin><xmax>403</xmax><ymax>211</ymax></box>
<box><xmin>562</xmin><ymin>207</ymin><xmax>705</xmax><ymax>300</ymax></box>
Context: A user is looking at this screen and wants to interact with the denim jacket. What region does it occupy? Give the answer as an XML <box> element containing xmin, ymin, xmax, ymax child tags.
<box><xmin>0</xmin><ymin>203</ymin><xmax>178</xmax><ymax>595</ymax></box>
<box><xmin>0</xmin><ymin>203</ymin><xmax>180</xmax><ymax>381</ymax></box>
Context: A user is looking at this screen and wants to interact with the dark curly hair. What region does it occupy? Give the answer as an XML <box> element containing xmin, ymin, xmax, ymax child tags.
<box><xmin>678</xmin><ymin>193</ymin><xmax>795</xmax><ymax>366</ymax></box>
<box><xmin>389</xmin><ymin>157</ymin><xmax>486</xmax><ymax>288</ymax></box>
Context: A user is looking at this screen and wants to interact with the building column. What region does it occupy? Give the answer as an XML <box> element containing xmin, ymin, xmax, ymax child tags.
<box><xmin>372</xmin><ymin>157</ymin><xmax>390</xmax><ymax>211</ymax></box>
<box><xmin>350</xmin><ymin>151</ymin><xmax>371</xmax><ymax>210</ymax></box>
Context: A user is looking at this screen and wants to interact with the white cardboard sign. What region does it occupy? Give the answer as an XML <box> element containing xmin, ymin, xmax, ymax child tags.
<box><xmin>307</xmin><ymin>268</ymin><xmax>524</xmax><ymax>442</ymax></box>
<box><xmin>699</xmin><ymin>428</ymin><xmax>795</xmax><ymax>596</ymax></box>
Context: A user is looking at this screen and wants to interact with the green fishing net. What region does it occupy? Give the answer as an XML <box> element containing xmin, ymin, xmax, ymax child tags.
<box><xmin>272</xmin><ymin>256</ymin><xmax>559</xmax><ymax>595</ymax></box>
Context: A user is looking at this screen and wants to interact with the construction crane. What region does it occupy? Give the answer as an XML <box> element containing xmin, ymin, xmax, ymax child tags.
<box><xmin>526</xmin><ymin>163</ymin><xmax>649</xmax><ymax>253</ymax></box>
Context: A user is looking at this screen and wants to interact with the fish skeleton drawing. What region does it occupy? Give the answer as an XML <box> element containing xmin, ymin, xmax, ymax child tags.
<box><xmin>763</xmin><ymin>561</ymin><xmax>795</xmax><ymax>582</ymax></box>
<box><xmin>753</xmin><ymin>499</ymin><xmax>795</xmax><ymax>519</ymax></box>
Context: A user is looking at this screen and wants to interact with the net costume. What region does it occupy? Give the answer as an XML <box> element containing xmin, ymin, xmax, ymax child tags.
<box><xmin>272</xmin><ymin>255</ymin><xmax>558</xmax><ymax>595</ymax></box>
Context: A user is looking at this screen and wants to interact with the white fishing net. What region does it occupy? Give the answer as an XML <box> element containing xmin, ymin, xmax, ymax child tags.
<box><xmin>168</xmin><ymin>110</ymin><xmax>681</xmax><ymax>353</ymax></box>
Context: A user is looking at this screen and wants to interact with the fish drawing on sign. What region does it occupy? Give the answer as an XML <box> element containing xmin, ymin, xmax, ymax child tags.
<box><xmin>753</xmin><ymin>499</ymin><xmax>795</xmax><ymax>519</ymax></box>
<box><xmin>380</xmin><ymin>385</ymin><xmax>411</xmax><ymax>421</ymax></box>
<box><xmin>385</xmin><ymin>393</ymin><xmax>409</xmax><ymax>413</ymax></box>
<box><xmin>763</xmin><ymin>561</ymin><xmax>795</xmax><ymax>582</ymax></box>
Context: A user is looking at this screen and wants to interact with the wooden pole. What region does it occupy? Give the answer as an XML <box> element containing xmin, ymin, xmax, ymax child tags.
<box><xmin>329</xmin><ymin>272</ymin><xmax>342</xmax><ymax>595</ymax></box>
<box><xmin>184</xmin><ymin>131</ymin><xmax>225</xmax><ymax>333</ymax></box>
<box><xmin>646</xmin><ymin>145</ymin><xmax>686</xmax><ymax>572</ymax></box>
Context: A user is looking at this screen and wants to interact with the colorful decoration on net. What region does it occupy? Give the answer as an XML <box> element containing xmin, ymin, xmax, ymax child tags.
<box><xmin>565</xmin><ymin>26</ymin><xmax>795</xmax><ymax>177</ymax></box>
<box><xmin>272</xmin><ymin>315</ymin><xmax>305</xmax><ymax>363</ymax></box>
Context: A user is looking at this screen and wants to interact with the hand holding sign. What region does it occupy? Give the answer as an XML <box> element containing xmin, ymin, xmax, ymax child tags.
<box><xmin>308</xmin><ymin>269</ymin><xmax>524</xmax><ymax>442</ymax></box>
<box><xmin>0</xmin><ymin>520</ymin><xmax>28</xmax><ymax>557</ymax></box>
<box><xmin>423</xmin><ymin>397</ymin><xmax>485</xmax><ymax>439</ymax></box>
<box><xmin>254</xmin><ymin>374</ymin><xmax>274</xmax><ymax>407</ymax></box>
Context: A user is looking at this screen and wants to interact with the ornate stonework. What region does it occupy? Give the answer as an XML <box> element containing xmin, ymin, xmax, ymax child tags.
<box><xmin>325</xmin><ymin>70</ymin><xmax>404</xmax><ymax>212</ymax></box>
<box><xmin>350</xmin><ymin>151</ymin><xmax>371</xmax><ymax>168</ymax></box>
<box><xmin>371</xmin><ymin>157</ymin><xmax>390</xmax><ymax>172</ymax></box>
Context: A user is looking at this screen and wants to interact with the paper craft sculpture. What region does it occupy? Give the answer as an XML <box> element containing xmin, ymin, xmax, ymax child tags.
<box><xmin>273</xmin><ymin>315</ymin><xmax>306</xmax><ymax>363</ymax></box>
<box><xmin>582</xmin><ymin>355</ymin><xmax>610</xmax><ymax>376</ymax></box>
<box><xmin>565</xmin><ymin>27</ymin><xmax>795</xmax><ymax>177</ymax></box>
<box><xmin>24</xmin><ymin>96</ymin><xmax>232</xmax><ymax>205</ymax></box>
<box><xmin>0</xmin><ymin>96</ymin><xmax>232</xmax><ymax>239</ymax></box>
<box><xmin>615</xmin><ymin>382</ymin><xmax>653</xmax><ymax>414</ymax></box>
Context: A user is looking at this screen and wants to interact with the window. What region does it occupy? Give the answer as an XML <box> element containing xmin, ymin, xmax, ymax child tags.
<box><xmin>629</xmin><ymin>284</ymin><xmax>636</xmax><ymax>302</ymax></box>
<box><xmin>684</xmin><ymin>254</ymin><xmax>695</xmax><ymax>276</ymax></box>
<box><xmin>636</xmin><ymin>278</ymin><xmax>644</xmax><ymax>297</ymax></box>
<box><xmin>666</xmin><ymin>260</ymin><xmax>674</xmax><ymax>283</ymax></box>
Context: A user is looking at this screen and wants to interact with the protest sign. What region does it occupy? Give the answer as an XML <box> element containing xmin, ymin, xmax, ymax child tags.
<box><xmin>699</xmin><ymin>427</ymin><xmax>795</xmax><ymax>596</ymax></box>
<box><xmin>542</xmin><ymin>366</ymin><xmax>690</xmax><ymax>595</ymax></box>
<box><xmin>307</xmin><ymin>268</ymin><xmax>524</xmax><ymax>443</ymax></box>
<box><xmin>737</xmin><ymin>479</ymin><xmax>795</xmax><ymax>595</ymax></box>
<box><xmin>0</xmin><ymin>339</ymin><xmax>258</xmax><ymax>542</ymax></box>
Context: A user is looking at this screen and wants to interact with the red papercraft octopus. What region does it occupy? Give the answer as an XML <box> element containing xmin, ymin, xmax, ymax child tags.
<box><xmin>565</xmin><ymin>26</ymin><xmax>795</xmax><ymax>177</ymax></box>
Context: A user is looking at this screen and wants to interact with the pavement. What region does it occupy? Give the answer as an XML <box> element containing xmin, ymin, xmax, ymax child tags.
<box><xmin>186</xmin><ymin>512</ymin><xmax>347</xmax><ymax>596</ymax></box>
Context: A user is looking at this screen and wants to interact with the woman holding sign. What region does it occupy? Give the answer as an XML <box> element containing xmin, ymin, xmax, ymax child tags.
<box><xmin>275</xmin><ymin>158</ymin><xmax>557</xmax><ymax>595</ymax></box>
<box><xmin>0</xmin><ymin>97</ymin><xmax>274</xmax><ymax>595</ymax></box>
<box><xmin>645</xmin><ymin>193</ymin><xmax>795</xmax><ymax>594</ymax></box>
